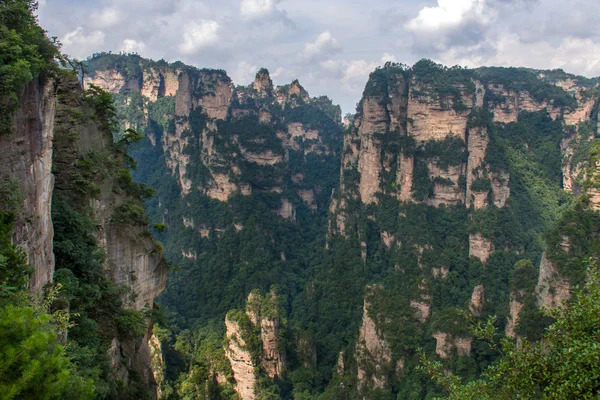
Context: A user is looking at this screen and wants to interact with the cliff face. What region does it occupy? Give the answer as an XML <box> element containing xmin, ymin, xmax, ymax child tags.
<box><xmin>52</xmin><ymin>73</ymin><xmax>168</xmax><ymax>396</ymax></box>
<box><xmin>0</xmin><ymin>79</ymin><xmax>56</xmax><ymax>291</ymax></box>
<box><xmin>355</xmin><ymin>295</ymin><xmax>392</xmax><ymax>390</ymax></box>
<box><xmin>324</xmin><ymin>61</ymin><xmax>600</xmax><ymax>396</ymax></box>
<box><xmin>224</xmin><ymin>291</ymin><xmax>285</xmax><ymax>399</ymax></box>
<box><xmin>225</xmin><ymin>317</ymin><xmax>256</xmax><ymax>400</ymax></box>
<box><xmin>85</xmin><ymin>58</ymin><xmax>341</xmax><ymax>219</ymax></box>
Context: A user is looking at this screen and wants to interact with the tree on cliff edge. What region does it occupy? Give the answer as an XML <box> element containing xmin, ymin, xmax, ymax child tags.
<box><xmin>421</xmin><ymin>258</ymin><xmax>600</xmax><ymax>400</ymax></box>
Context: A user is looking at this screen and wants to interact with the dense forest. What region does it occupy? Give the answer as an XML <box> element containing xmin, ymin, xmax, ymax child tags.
<box><xmin>2</xmin><ymin>1</ymin><xmax>600</xmax><ymax>399</ymax></box>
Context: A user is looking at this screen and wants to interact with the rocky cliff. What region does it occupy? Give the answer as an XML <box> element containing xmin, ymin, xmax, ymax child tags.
<box><xmin>325</xmin><ymin>60</ymin><xmax>600</xmax><ymax>396</ymax></box>
<box><xmin>224</xmin><ymin>290</ymin><xmax>285</xmax><ymax>399</ymax></box>
<box><xmin>51</xmin><ymin>73</ymin><xmax>168</xmax><ymax>397</ymax></box>
<box><xmin>0</xmin><ymin>79</ymin><xmax>56</xmax><ymax>291</ymax></box>
<box><xmin>85</xmin><ymin>55</ymin><xmax>341</xmax><ymax>217</ymax></box>
<box><xmin>83</xmin><ymin>55</ymin><xmax>600</xmax><ymax>399</ymax></box>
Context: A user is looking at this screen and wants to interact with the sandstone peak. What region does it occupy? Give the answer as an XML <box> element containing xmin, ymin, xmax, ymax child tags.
<box><xmin>253</xmin><ymin>68</ymin><xmax>273</xmax><ymax>96</ymax></box>
<box><xmin>290</xmin><ymin>79</ymin><xmax>307</xmax><ymax>97</ymax></box>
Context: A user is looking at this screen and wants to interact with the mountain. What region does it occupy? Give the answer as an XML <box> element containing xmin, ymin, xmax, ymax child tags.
<box><xmin>0</xmin><ymin>5</ymin><xmax>168</xmax><ymax>396</ymax></box>
<box><xmin>4</xmin><ymin>1</ymin><xmax>600</xmax><ymax>398</ymax></box>
<box><xmin>84</xmin><ymin>53</ymin><xmax>600</xmax><ymax>399</ymax></box>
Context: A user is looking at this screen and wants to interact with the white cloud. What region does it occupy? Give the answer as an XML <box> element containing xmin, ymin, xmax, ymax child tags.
<box><xmin>551</xmin><ymin>38</ymin><xmax>600</xmax><ymax>76</ymax></box>
<box><xmin>179</xmin><ymin>20</ymin><xmax>220</xmax><ymax>54</ymax></box>
<box><xmin>92</xmin><ymin>8</ymin><xmax>122</xmax><ymax>29</ymax></box>
<box><xmin>240</xmin><ymin>0</ymin><xmax>281</xmax><ymax>19</ymax></box>
<box><xmin>61</xmin><ymin>27</ymin><xmax>105</xmax><ymax>59</ymax></box>
<box><xmin>321</xmin><ymin>54</ymin><xmax>398</xmax><ymax>92</ymax></box>
<box><xmin>233</xmin><ymin>61</ymin><xmax>258</xmax><ymax>85</ymax></box>
<box><xmin>405</xmin><ymin>0</ymin><xmax>496</xmax><ymax>52</ymax></box>
<box><xmin>301</xmin><ymin>31</ymin><xmax>342</xmax><ymax>62</ymax></box>
<box><xmin>271</xmin><ymin>67</ymin><xmax>285</xmax><ymax>78</ymax></box>
<box><xmin>121</xmin><ymin>39</ymin><xmax>146</xmax><ymax>53</ymax></box>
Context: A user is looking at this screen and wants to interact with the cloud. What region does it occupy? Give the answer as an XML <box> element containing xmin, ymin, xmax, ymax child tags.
<box><xmin>38</xmin><ymin>0</ymin><xmax>600</xmax><ymax>115</ymax></box>
<box><xmin>179</xmin><ymin>20</ymin><xmax>220</xmax><ymax>54</ymax></box>
<box><xmin>240</xmin><ymin>0</ymin><xmax>281</xmax><ymax>19</ymax></box>
<box><xmin>121</xmin><ymin>39</ymin><xmax>145</xmax><ymax>53</ymax></box>
<box><xmin>550</xmin><ymin>38</ymin><xmax>600</xmax><ymax>76</ymax></box>
<box><xmin>271</xmin><ymin>67</ymin><xmax>285</xmax><ymax>78</ymax></box>
<box><xmin>301</xmin><ymin>31</ymin><xmax>342</xmax><ymax>62</ymax></box>
<box><xmin>61</xmin><ymin>27</ymin><xmax>105</xmax><ymax>59</ymax></box>
<box><xmin>321</xmin><ymin>53</ymin><xmax>398</xmax><ymax>92</ymax></box>
<box><xmin>233</xmin><ymin>61</ymin><xmax>258</xmax><ymax>85</ymax></box>
<box><xmin>405</xmin><ymin>0</ymin><xmax>496</xmax><ymax>53</ymax></box>
<box><xmin>91</xmin><ymin>8</ymin><xmax>122</xmax><ymax>29</ymax></box>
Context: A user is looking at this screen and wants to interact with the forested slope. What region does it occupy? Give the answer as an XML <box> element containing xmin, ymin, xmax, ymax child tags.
<box><xmin>86</xmin><ymin>54</ymin><xmax>600</xmax><ymax>399</ymax></box>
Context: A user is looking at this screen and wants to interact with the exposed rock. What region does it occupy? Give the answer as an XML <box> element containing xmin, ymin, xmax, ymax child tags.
<box><xmin>469</xmin><ymin>285</ymin><xmax>485</xmax><ymax>316</ymax></box>
<box><xmin>181</xmin><ymin>249</ymin><xmax>197</xmax><ymax>260</ymax></box>
<box><xmin>253</xmin><ymin>69</ymin><xmax>274</xmax><ymax>97</ymax></box>
<box><xmin>561</xmin><ymin>135</ymin><xmax>585</xmax><ymax>195</ymax></box>
<box><xmin>426</xmin><ymin>162</ymin><xmax>465</xmax><ymax>207</ymax></box>
<box><xmin>225</xmin><ymin>291</ymin><xmax>285</xmax><ymax>397</ymax></box>
<box><xmin>201</xmin><ymin>77</ymin><xmax>233</xmax><ymax>120</ymax></box>
<box><xmin>469</xmin><ymin>233</ymin><xmax>493</xmax><ymax>263</ymax></box>
<box><xmin>536</xmin><ymin>252</ymin><xmax>571</xmax><ymax>309</ymax></box>
<box><xmin>466</xmin><ymin>126</ymin><xmax>489</xmax><ymax>208</ymax></box>
<box><xmin>505</xmin><ymin>294</ymin><xmax>524</xmax><ymax>338</ymax></box>
<box><xmin>381</xmin><ymin>231</ymin><xmax>396</xmax><ymax>249</ymax></box>
<box><xmin>297</xmin><ymin>189</ymin><xmax>317</xmax><ymax>209</ymax></box>
<box><xmin>52</xmin><ymin>74</ymin><xmax>168</xmax><ymax>395</ymax></box>
<box><xmin>207</xmin><ymin>173</ymin><xmax>244</xmax><ymax>201</ymax></box>
<box><xmin>240</xmin><ymin>148</ymin><xmax>283</xmax><ymax>165</ymax></box>
<box><xmin>410</xmin><ymin>300</ymin><xmax>430</xmax><ymax>323</ymax></box>
<box><xmin>432</xmin><ymin>267</ymin><xmax>449</xmax><ymax>279</ymax></box>
<box><xmin>357</xmin><ymin>97</ymin><xmax>386</xmax><ymax>204</ymax></box>
<box><xmin>433</xmin><ymin>332</ymin><xmax>472</xmax><ymax>358</ymax></box>
<box><xmin>261</xmin><ymin>317</ymin><xmax>285</xmax><ymax>379</ymax></box>
<box><xmin>0</xmin><ymin>79</ymin><xmax>56</xmax><ymax>291</ymax></box>
<box><xmin>491</xmin><ymin>171</ymin><xmax>511</xmax><ymax>207</ymax></box>
<box><xmin>336</xmin><ymin>351</ymin><xmax>345</xmax><ymax>375</ymax></box>
<box><xmin>104</xmin><ymin>225</ymin><xmax>168</xmax><ymax>310</ymax></box>
<box><xmin>275</xmin><ymin>198</ymin><xmax>296</xmax><ymax>221</ymax></box>
<box><xmin>356</xmin><ymin>297</ymin><xmax>392</xmax><ymax>389</ymax></box>
<box><xmin>487</xmin><ymin>86</ymin><xmax>561</xmax><ymax>124</ymax></box>
<box><xmin>407</xmin><ymin>81</ymin><xmax>473</xmax><ymax>143</ymax></box>
<box><xmin>149</xmin><ymin>332</ymin><xmax>165</xmax><ymax>398</ymax></box>
<box><xmin>225</xmin><ymin>318</ymin><xmax>256</xmax><ymax>400</ymax></box>
<box><xmin>86</xmin><ymin>69</ymin><xmax>127</xmax><ymax>93</ymax></box>
<box><xmin>474</xmin><ymin>80</ymin><xmax>486</xmax><ymax>108</ymax></box>
<box><xmin>396</xmin><ymin>154</ymin><xmax>414</xmax><ymax>202</ymax></box>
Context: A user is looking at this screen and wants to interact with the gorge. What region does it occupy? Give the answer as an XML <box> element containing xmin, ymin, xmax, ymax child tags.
<box><xmin>3</xmin><ymin>3</ymin><xmax>600</xmax><ymax>398</ymax></box>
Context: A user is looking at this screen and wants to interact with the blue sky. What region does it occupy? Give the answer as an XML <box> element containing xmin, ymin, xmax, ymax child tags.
<box><xmin>38</xmin><ymin>0</ymin><xmax>600</xmax><ymax>114</ymax></box>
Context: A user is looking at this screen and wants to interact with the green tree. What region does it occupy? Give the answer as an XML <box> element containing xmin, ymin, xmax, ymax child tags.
<box><xmin>0</xmin><ymin>305</ymin><xmax>94</xmax><ymax>400</ymax></box>
<box><xmin>420</xmin><ymin>259</ymin><xmax>600</xmax><ymax>399</ymax></box>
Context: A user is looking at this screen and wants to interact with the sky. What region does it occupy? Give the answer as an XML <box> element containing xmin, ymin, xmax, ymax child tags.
<box><xmin>38</xmin><ymin>0</ymin><xmax>600</xmax><ymax>114</ymax></box>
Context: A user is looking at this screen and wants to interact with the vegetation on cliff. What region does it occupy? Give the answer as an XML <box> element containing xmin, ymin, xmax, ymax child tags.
<box><xmin>0</xmin><ymin>0</ymin><xmax>59</xmax><ymax>134</ymax></box>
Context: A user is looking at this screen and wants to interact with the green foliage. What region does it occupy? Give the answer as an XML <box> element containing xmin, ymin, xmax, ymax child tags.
<box><xmin>85</xmin><ymin>52</ymin><xmax>143</xmax><ymax>79</ymax></box>
<box><xmin>421</xmin><ymin>260</ymin><xmax>600</xmax><ymax>400</ymax></box>
<box><xmin>361</xmin><ymin>61</ymin><xmax>408</xmax><ymax>101</ymax></box>
<box><xmin>0</xmin><ymin>304</ymin><xmax>94</xmax><ymax>399</ymax></box>
<box><xmin>0</xmin><ymin>0</ymin><xmax>59</xmax><ymax>134</ymax></box>
<box><xmin>411</xmin><ymin>59</ymin><xmax>475</xmax><ymax>111</ymax></box>
<box><xmin>153</xmin><ymin>223</ymin><xmax>167</xmax><ymax>233</ymax></box>
<box><xmin>84</xmin><ymin>83</ymin><xmax>118</xmax><ymax>134</ymax></box>
<box><xmin>475</xmin><ymin>66</ymin><xmax>578</xmax><ymax>110</ymax></box>
<box><xmin>112</xmin><ymin>200</ymin><xmax>149</xmax><ymax>225</ymax></box>
<box><xmin>117</xmin><ymin>309</ymin><xmax>147</xmax><ymax>338</ymax></box>
<box><xmin>470</xmin><ymin>178</ymin><xmax>492</xmax><ymax>193</ymax></box>
<box><xmin>545</xmin><ymin>196</ymin><xmax>600</xmax><ymax>284</ymax></box>
<box><xmin>0</xmin><ymin>211</ymin><xmax>30</xmax><ymax>297</ymax></box>
<box><xmin>422</xmin><ymin>137</ymin><xmax>467</xmax><ymax>170</ymax></box>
